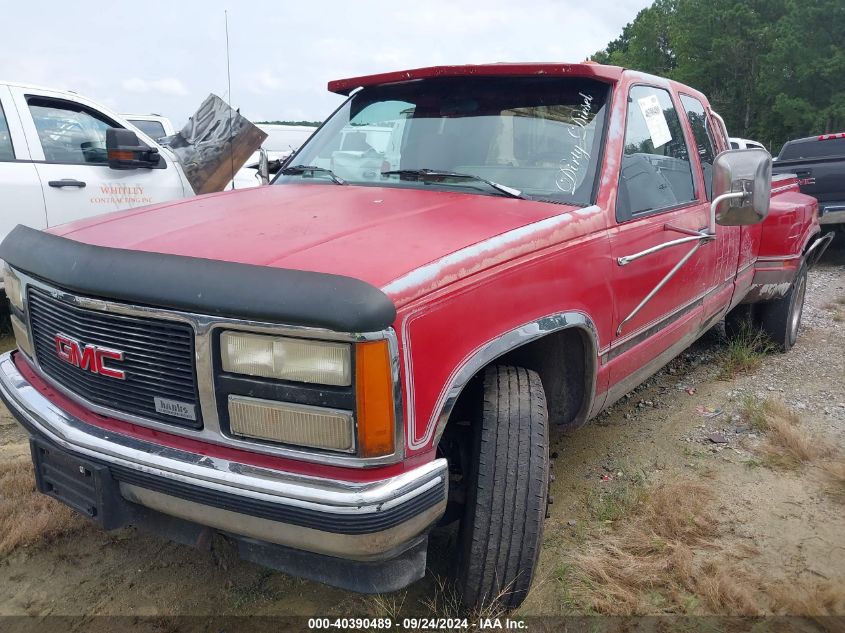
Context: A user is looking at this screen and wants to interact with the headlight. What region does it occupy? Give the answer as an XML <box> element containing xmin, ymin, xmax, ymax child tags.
<box><xmin>228</xmin><ymin>395</ymin><xmax>354</xmax><ymax>452</ymax></box>
<box><xmin>220</xmin><ymin>331</ymin><xmax>351</xmax><ymax>386</ymax></box>
<box><xmin>2</xmin><ymin>263</ymin><xmax>23</xmax><ymax>312</ymax></box>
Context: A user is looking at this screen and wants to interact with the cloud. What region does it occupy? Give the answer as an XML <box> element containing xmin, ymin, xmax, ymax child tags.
<box><xmin>122</xmin><ymin>77</ymin><xmax>189</xmax><ymax>96</ymax></box>
<box><xmin>245</xmin><ymin>70</ymin><xmax>282</xmax><ymax>95</ymax></box>
<box><xmin>0</xmin><ymin>0</ymin><xmax>654</xmax><ymax>125</ymax></box>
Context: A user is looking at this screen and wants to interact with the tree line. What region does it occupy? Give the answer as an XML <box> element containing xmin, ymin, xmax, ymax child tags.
<box><xmin>590</xmin><ymin>0</ymin><xmax>845</xmax><ymax>154</ymax></box>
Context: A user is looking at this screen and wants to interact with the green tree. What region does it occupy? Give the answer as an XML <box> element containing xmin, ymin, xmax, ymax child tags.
<box><xmin>590</xmin><ymin>0</ymin><xmax>845</xmax><ymax>152</ymax></box>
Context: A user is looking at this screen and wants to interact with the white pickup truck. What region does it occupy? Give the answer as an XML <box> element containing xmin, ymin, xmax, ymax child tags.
<box><xmin>0</xmin><ymin>82</ymin><xmax>267</xmax><ymax>290</ymax></box>
<box><xmin>0</xmin><ymin>81</ymin><xmax>194</xmax><ymax>267</ymax></box>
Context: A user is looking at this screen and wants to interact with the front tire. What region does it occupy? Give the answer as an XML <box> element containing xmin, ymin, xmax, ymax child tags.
<box><xmin>758</xmin><ymin>263</ymin><xmax>808</xmax><ymax>352</ymax></box>
<box><xmin>455</xmin><ymin>365</ymin><xmax>549</xmax><ymax>611</ymax></box>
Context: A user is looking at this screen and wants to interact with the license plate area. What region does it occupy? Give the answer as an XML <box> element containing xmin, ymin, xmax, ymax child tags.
<box><xmin>30</xmin><ymin>439</ymin><xmax>127</xmax><ymax>529</ymax></box>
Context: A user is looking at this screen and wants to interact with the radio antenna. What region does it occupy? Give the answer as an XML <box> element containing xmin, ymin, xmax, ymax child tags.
<box><xmin>225</xmin><ymin>9</ymin><xmax>234</xmax><ymax>189</ymax></box>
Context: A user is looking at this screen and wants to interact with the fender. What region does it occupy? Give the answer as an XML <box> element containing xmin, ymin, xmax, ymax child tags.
<box><xmin>410</xmin><ymin>311</ymin><xmax>600</xmax><ymax>450</ymax></box>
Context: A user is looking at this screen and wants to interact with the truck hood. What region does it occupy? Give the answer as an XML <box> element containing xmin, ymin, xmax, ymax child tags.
<box><xmin>51</xmin><ymin>184</ymin><xmax>596</xmax><ymax>306</ymax></box>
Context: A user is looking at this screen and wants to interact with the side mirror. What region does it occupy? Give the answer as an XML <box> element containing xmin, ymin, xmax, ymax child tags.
<box><xmin>106</xmin><ymin>128</ymin><xmax>161</xmax><ymax>170</ymax></box>
<box><xmin>711</xmin><ymin>148</ymin><xmax>772</xmax><ymax>226</ymax></box>
<box><xmin>257</xmin><ymin>148</ymin><xmax>270</xmax><ymax>185</ymax></box>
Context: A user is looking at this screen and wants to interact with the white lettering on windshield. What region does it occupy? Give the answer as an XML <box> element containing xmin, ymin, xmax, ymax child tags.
<box><xmin>556</xmin><ymin>92</ymin><xmax>594</xmax><ymax>195</ymax></box>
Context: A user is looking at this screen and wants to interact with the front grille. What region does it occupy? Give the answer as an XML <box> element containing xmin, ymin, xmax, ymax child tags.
<box><xmin>27</xmin><ymin>288</ymin><xmax>202</xmax><ymax>429</ymax></box>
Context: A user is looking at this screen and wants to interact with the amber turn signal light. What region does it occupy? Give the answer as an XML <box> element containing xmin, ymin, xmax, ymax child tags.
<box><xmin>355</xmin><ymin>340</ymin><xmax>396</xmax><ymax>458</ymax></box>
<box><xmin>108</xmin><ymin>150</ymin><xmax>135</xmax><ymax>161</ymax></box>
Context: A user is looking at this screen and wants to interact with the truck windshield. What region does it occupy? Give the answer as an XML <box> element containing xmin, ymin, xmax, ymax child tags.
<box><xmin>275</xmin><ymin>76</ymin><xmax>611</xmax><ymax>205</ymax></box>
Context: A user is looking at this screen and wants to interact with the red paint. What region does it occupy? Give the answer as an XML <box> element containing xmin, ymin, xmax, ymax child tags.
<box><xmin>327</xmin><ymin>63</ymin><xmax>624</xmax><ymax>95</ymax></box>
<box><xmin>30</xmin><ymin>64</ymin><xmax>821</xmax><ymax>474</ymax></box>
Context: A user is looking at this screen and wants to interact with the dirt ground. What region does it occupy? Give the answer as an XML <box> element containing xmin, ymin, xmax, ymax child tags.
<box><xmin>0</xmin><ymin>239</ymin><xmax>843</xmax><ymax>629</ymax></box>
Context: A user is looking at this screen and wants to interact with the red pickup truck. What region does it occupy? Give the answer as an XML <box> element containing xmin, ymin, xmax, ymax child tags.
<box><xmin>0</xmin><ymin>63</ymin><xmax>830</xmax><ymax>609</ymax></box>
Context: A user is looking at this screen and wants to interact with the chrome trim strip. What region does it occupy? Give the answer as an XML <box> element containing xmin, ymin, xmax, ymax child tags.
<box><xmin>12</xmin><ymin>269</ymin><xmax>405</xmax><ymax>468</ymax></box>
<box><xmin>408</xmin><ymin>311</ymin><xmax>600</xmax><ymax>449</ymax></box>
<box><xmin>0</xmin><ymin>350</ymin><xmax>445</xmax><ymax>512</ymax></box>
<box><xmin>756</xmin><ymin>254</ymin><xmax>802</xmax><ymax>263</ymax></box>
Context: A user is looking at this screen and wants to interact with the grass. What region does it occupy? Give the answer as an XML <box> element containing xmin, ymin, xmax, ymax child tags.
<box><xmin>365</xmin><ymin>591</ymin><xmax>407</xmax><ymax>621</ymax></box>
<box><xmin>740</xmin><ymin>397</ymin><xmax>833</xmax><ymax>469</ymax></box>
<box><xmin>419</xmin><ymin>573</ymin><xmax>508</xmax><ymax>622</ymax></box>
<box><xmin>718</xmin><ymin>324</ymin><xmax>774</xmax><ymax>380</ymax></box>
<box><xmin>587</xmin><ymin>480</ymin><xmax>645</xmax><ymax>523</ymax></box>
<box><xmin>0</xmin><ymin>460</ymin><xmax>89</xmax><ymax>556</ymax></box>
<box><xmin>565</xmin><ymin>480</ymin><xmax>766</xmax><ymax>615</ymax></box>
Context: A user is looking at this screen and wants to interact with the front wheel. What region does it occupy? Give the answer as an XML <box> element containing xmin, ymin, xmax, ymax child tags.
<box><xmin>758</xmin><ymin>263</ymin><xmax>808</xmax><ymax>352</ymax></box>
<box><xmin>455</xmin><ymin>365</ymin><xmax>549</xmax><ymax>610</ymax></box>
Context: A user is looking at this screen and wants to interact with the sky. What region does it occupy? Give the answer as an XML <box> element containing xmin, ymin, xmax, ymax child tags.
<box><xmin>0</xmin><ymin>0</ymin><xmax>652</xmax><ymax>129</ymax></box>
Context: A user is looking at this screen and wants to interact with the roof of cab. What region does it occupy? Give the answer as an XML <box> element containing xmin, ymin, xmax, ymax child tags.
<box><xmin>328</xmin><ymin>62</ymin><xmax>625</xmax><ymax>95</ymax></box>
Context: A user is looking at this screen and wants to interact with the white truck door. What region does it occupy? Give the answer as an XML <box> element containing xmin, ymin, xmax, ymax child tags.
<box><xmin>0</xmin><ymin>85</ymin><xmax>48</xmax><ymax>245</ymax></box>
<box><xmin>9</xmin><ymin>86</ymin><xmax>187</xmax><ymax>228</ymax></box>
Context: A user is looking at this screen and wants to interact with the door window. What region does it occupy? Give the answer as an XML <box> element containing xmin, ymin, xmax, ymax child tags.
<box><xmin>27</xmin><ymin>96</ymin><xmax>118</xmax><ymax>164</ymax></box>
<box><xmin>617</xmin><ymin>86</ymin><xmax>696</xmax><ymax>219</ymax></box>
<box><xmin>680</xmin><ymin>94</ymin><xmax>717</xmax><ymax>199</ymax></box>
<box><xmin>0</xmin><ymin>102</ymin><xmax>14</xmax><ymax>160</ymax></box>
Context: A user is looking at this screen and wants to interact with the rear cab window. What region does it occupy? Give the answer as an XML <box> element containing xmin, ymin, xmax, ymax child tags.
<box><xmin>779</xmin><ymin>136</ymin><xmax>845</xmax><ymax>160</ymax></box>
<box><xmin>616</xmin><ymin>85</ymin><xmax>696</xmax><ymax>220</ymax></box>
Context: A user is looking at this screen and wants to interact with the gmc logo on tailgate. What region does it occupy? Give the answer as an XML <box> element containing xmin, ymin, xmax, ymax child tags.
<box><xmin>54</xmin><ymin>334</ymin><xmax>126</xmax><ymax>380</ymax></box>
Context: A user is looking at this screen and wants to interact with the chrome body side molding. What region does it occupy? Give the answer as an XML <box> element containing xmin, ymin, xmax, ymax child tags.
<box><xmin>427</xmin><ymin>311</ymin><xmax>600</xmax><ymax>448</ymax></box>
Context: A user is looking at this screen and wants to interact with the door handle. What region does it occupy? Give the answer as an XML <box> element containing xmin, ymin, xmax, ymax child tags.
<box><xmin>48</xmin><ymin>179</ymin><xmax>86</xmax><ymax>188</ymax></box>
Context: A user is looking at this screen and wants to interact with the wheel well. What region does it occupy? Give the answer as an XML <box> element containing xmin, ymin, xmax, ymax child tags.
<box><xmin>444</xmin><ymin>327</ymin><xmax>592</xmax><ymax>431</ymax></box>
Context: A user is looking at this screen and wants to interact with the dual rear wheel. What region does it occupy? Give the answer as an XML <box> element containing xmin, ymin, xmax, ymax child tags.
<box><xmin>725</xmin><ymin>263</ymin><xmax>808</xmax><ymax>352</ymax></box>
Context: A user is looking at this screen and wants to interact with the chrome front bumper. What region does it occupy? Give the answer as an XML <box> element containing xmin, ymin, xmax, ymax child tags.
<box><xmin>0</xmin><ymin>352</ymin><xmax>447</xmax><ymax>562</ymax></box>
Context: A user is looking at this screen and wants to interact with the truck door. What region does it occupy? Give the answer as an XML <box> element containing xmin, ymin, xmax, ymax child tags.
<box><xmin>607</xmin><ymin>84</ymin><xmax>715</xmax><ymax>392</ymax></box>
<box><xmin>0</xmin><ymin>85</ymin><xmax>47</xmax><ymax>246</ymax></box>
<box><xmin>0</xmin><ymin>86</ymin><xmax>47</xmax><ymax>247</ymax></box>
<box><xmin>9</xmin><ymin>87</ymin><xmax>186</xmax><ymax>228</ymax></box>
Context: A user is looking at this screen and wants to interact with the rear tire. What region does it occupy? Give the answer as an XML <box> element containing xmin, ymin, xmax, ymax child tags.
<box><xmin>757</xmin><ymin>263</ymin><xmax>808</xmax><ymax>352</ymax></box>
<box><xmin>455</xmin><ymin>365</ymin><xmax>549</xmax><ymax>611</ymax></box>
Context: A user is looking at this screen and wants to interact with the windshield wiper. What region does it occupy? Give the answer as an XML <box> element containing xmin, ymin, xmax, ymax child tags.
<box><xmin>380</xmin><ymin>169</ymin><xmax>525</xmax><ymax>199</ymax></box>
<box><xmin>280</xmin><ymin>165</ymin><xmax>346</xmax><ymax>185</ymax></box>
